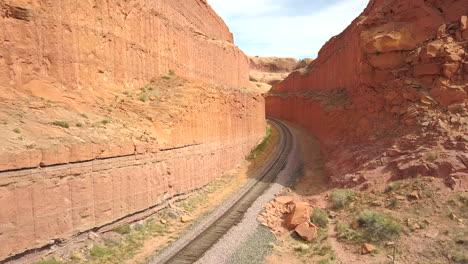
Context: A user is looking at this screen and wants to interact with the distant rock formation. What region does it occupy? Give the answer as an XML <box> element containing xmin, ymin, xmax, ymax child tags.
<box><xmin>249</xmin><ymin>57</ymin><xmax>313</xmax><ymax>91</ymax></box>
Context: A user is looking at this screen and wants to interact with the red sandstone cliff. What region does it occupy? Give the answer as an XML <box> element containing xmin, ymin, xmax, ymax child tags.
<box><xmin>266</xmin><ymin>0</ymin><xmax>467</xmax><ymax>186</ymax></box>
<box><xmin>0</xmin><ymin>0</ymin><xmax>265</xmax><ymax>261</ymax></box>
<box><xmin>249</xmin><ymin>57</ymin><xmax>314</xmax><ymax>90</ymax></box>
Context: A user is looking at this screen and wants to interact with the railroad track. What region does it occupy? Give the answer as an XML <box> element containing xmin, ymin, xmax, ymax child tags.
<box><xmin>151</xmin><ymin>118</ymin><xmax>293</xmax><ymax>264</ymax></box>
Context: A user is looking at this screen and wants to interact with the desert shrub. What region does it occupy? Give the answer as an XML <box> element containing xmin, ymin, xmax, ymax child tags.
<box><xmin>294</xmin><ymin>244</ymin><xmax>310</xmax><ymax>252</ymax></box>
<box><xmin>424</xmin><ymin>152</ymin><xmax>439</xmax><ymax>162</ymax></box>
<box><xmin>115</xmin><ymin>224</ymin><xmax>131</xmax><ymax>235</ymax></box>
<box><xmin>168</xmin><ymin>69</ymin><xmax>175</xmax><ymax>76</ymax></box>
<box><xmin>311</xmin><ymin>208</ymin><xmax>329</xmax><ymax>228</ymax></box>
<box><xmin>90</xmin><ymin>246</ymin><xmax>112</xmax><ymax>257</ymax></box>
<box><xmin>385</xmin><ymin>182</ymin><xmax>400</xmax><ymax>193</ymax></box>
<box><xmin>358</xmin><ymin>210</ymin><xmax>402</xmax><ymax>242</ymax></box>
<box><xmin>13</xmin><ymin>128</ymin><xmax>21</xmax><ymax>133</ymax></box>
<box><xmin>452</xmin><ymin>250</ymin><xmax>468</xmax><ymax>263</ymax></box>
<box><xmin>101</xmin><ymin>119</ymin><xmax>110</xmax><ymax>125</ymax></box>
<box><xmin>139</xmin><ymin>94</ymin><xmax>148</xmax><ymax>102</ymax></box>
<box><xmin>81</xmin><ymin>113</ymin><xmax>89</xmax><ymax>119</ymax></box>
<box><xmin>52</xmin><ymin>121</ymin><xmax>69</xmax><ymax>128</ymax></box>
<box><xmin>34</xmin><ymin>259</ymin><xmax>62</xmax><ymax>264</ymax></box>
<box><xmin>336</xmin><ymin>221</ymin><xmax>361</xmax><ymax>241</ymax></box>
<box><xmin>76</xmin><ymin>122</ymin><xmax>83</xmax><ymax>128</ymax></box>
<box><xmin>389</xmin><ymin>197</ymin><xmax>400</xmax><ymax>209</ymax></box>
<box><xmin>330</xmin><ymin>189</ymin><xmax>356</xmax><ymax>210</ymax></box>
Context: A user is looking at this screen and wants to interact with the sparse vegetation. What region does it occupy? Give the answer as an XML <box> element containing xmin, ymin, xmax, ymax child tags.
<box><xmin>90</xmin><ymin>246</ymin><xmax>112</xmax><ymax>257</ymax></box>
<box><xmin>389</xmin><ymin>197</ymin><xmax>400</xmax><ymax>209</ymax></box>
<box><xmin>294</xmin><ymin>244</ymin><xmax>310</xmax><ymax>252</ymax></box>
<box><xmin>357</xmin><ymin>210</ymin><xmax>402</xmax><ymax>242</ymax></box>
<box><xmin>52</xmin><ymin>121</ymin><xmax>70</xmax><ymax>128</ymax></box>
<box><xmin>101</xmin><ymin>119</ymin><xmax>110</xmax><ymax>125</ymax></box>
<box><xmin>139</xmin><ymin>94</ymin><xmax>148</xmax><ymax>102</ymax></box>
<box><xmin>247</xmin><ymin>125</ymin><xmax>272</xmax><ymax>159</ymax></box>
<box><xmin>330</xmin><ymin>189</ymin><xmax>356</xmax><ymax>210</ymax></box>
<box><xmin>33</xmin><ymin>259</ymin><xmax>62</xmax><ymax>264</ymax></box>
<box><xmin>336</xmin><ymin>221</ymin><xmax>361</xmax><ymax>241</ymax></box>
<box><xmin>123</xmin><ymin>91</ymin><xmax>132</xmax><ymax>97</ymax></box>
<box><xmin>311</xmin><ymin>208</ymin><xmax>328</xmax><ymax>228</ymax></box>
<box><xmin>107</xmin><ymin>108</ymin><xmax>113</xmax><ymax>113</ymax></box>
<box><xmin>114</xmin><ymin>224</ymin><xmax>131</xmax><ymax>235</ymax></box>
<box><xmin>452</xmin><ymin>250</ymin><xmax>468</xmax><ymax>263</ymax></box>
<box><xmin>385</xmin><ymin>181</ymin><xmax>401</xmax><ymax>193</ymax></box>
<box><xmin>81</xmin><ymin>113</ymin><xmax>89</xmax><ymax>119</ymax></box>
<box><xmin>424</xmin><ymin>152</ymin><xmax>439</xmax><ymax>162</ymax></box>
<box><xmin>76</xmin><ymin>122</ymin><xmax>83</xmax><ymax>128</ymax></box>
<box><xmin>162</xmin><ymin>70</ymin><xmax>175</xmax><ymax>80</ymax></box>
<box><xmin>13</xmin><ymin>128</ymin><xmax>21</xmax><ymax>134</ymax></box>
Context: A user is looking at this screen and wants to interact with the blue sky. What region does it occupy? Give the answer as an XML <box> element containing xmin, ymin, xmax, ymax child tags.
<box><xmin>207</xmin><ymin>0</ymin><xmax>369</xmax><ymax>59</ymax></box>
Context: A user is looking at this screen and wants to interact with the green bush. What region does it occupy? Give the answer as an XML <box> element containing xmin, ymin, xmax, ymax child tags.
<box><xmin>330</xmin><ymin>189</ymin><xmax>356</xmax><ymax>210</ymax></box>
<box><xmin>358</xmin><ymin>210</ymin><xmax>402</xmax><ymax>242</ymax></box>
<box><xmin>336</xmin><ymin>221</ymin><xmax>361</xmax><ymax>241</ymax></box>
<box><xmin>115</xmin><ymin>224</ymin><xmax>131</xmax><ymax>235</ymax></box>
<box><xmin>311</xmin><ymin>208</ymin><xmax>328</xmax><ymax>228</ymax></box>
<box><xmin>139</xmin><ymin>94</ymin><xmax>148</xmax><ymax>102</ymax></box>
<box><xmin>52</xmin><ymin>121</ymin><xmax>69</xmax><ymax>128</ymax></box>
<box><xmin>90</xmin><ymin>246</ymin><xmax>111</xmax><ymax>257</ymax></box>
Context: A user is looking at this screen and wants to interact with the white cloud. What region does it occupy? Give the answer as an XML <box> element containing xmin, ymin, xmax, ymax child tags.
<box><xmin>208</xmin><ymin>0</ymin><xmax>369</xmax><ymax>58</ymax></box>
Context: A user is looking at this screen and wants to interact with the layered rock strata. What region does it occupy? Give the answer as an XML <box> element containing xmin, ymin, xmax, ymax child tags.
<box><xmin>0</xmin><ymin>0</ymin><xmax>265</xmax><ymax>260</ymax></box>
<box><xmin>266</xmin><ymin>0</ymin><xmax>467</xmax><ymax>186</ymax></box>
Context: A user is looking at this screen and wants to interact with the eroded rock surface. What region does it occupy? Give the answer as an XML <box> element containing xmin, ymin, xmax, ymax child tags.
<box><xmin>266</xmin><ymin>0</ymin><xmax>468</xmax><ymax>188</ymax></box>
<box><xmin>0</xmin><ymin>0</ymin><xmax>265</xmax><ymax>261</ymax></box>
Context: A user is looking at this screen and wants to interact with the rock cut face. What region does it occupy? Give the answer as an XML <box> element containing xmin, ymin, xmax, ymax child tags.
<box><xmin>0</xmin><ymin>0</ymin><xmax>251</xmax><ymax>94</ymax></box>
<box><xmin>266</xmin><ymin>0</ymin><xmax>467</xmax><ymax>186</ymax></box>
<box><xmin>0</xmin><ymin>0</ymin><xmax>266</xmax><ymax>261</ymax></box>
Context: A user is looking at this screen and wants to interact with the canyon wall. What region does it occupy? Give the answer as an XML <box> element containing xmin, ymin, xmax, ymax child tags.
<box><xmin>266</xmin><ymin>0</ymin><xmax>467</xmax><ymax>184</ymax></box>
<box><xmin>0</xmin><ymin>0</ymin><xmax>265</xmax><ymax>261</ymax></box>
<box><xmin>0</xmin><ymin>0</ymin><xmax>251</xmax><ymax>93</ymax></box>
<box><xmin>0</xmin><ymin>91</ymin><xmax>264</xmax><ymax>259</ymax></box>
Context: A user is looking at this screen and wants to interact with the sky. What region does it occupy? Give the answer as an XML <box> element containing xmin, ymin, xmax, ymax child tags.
<box><xmin>207</xmin><ymin>0</ymin><xmax>369</xmax><ymax>59</ymax></box>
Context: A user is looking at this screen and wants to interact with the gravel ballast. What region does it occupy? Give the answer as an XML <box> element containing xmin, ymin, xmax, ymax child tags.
<box><xmin>196</xmin><ymin>121</ymin><xmax>300</xmax><ymax>264</ymax></box>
